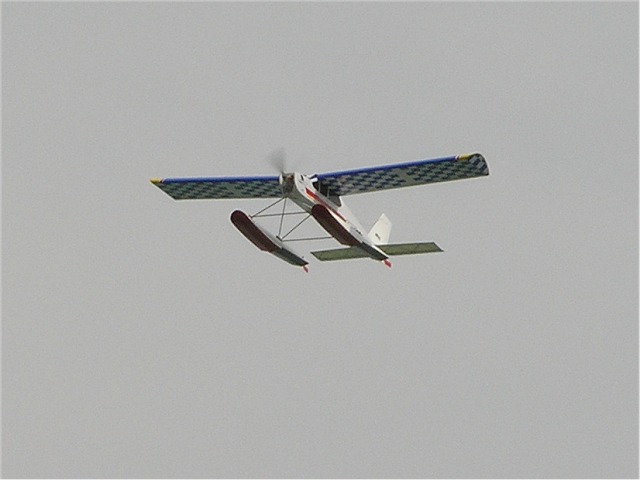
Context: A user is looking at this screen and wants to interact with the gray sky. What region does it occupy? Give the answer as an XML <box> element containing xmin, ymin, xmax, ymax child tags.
<box><xmin>2</xmin><ymin>2</ymin><xmax>638</xmax><ymax>478</ymax></box>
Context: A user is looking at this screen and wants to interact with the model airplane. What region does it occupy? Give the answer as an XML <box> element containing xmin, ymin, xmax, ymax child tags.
<box><xmin>151</xmin><ymin>152</ymin><xmax>489</xmax><ymax>271</ymax></box>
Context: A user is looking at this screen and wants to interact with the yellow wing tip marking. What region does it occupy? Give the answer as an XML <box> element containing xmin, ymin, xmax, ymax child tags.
<box><xmin>150</xmin><ymin>178</ymin><xmax>163</xmax><ymax>185</ymax></box>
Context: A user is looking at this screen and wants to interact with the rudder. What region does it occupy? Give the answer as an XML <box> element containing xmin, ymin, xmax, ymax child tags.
<box><xmin>368</xmin><ymin>213</ymin><xmax>392</xmax><ymax>244</ymax></box>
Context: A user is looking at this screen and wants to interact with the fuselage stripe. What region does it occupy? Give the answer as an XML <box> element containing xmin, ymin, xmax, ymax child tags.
<box><xmin>305</xmin><ymin>188</ymin><xmax>346</xmax><ymax>222</ymax></box>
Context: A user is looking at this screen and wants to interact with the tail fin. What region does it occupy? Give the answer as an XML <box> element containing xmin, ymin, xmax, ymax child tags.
<box><xmin>368</xmin><ymin>214</ymin><xmax>392</xmax><ymax>244</ymax></box>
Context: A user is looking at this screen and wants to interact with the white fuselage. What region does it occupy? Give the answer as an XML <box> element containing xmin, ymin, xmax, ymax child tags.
<box><xmin>279</xmin><ymin>172</ymin><xmax>363</xmax><ymax>232</ymax></box>
<box><xmin>279</xmin><ymin>172</ymin><xmax>388</xmax><ymax>262</ymax></box>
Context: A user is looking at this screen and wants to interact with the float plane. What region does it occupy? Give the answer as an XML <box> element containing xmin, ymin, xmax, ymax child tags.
<box><xmin>151</xmin><ymin>152</ymin><xmax>489</xmax><ymax>271</ymax></box>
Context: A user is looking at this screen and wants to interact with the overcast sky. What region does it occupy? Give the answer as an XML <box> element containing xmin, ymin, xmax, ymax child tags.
<box><xmin>3</xmin><ymin>2</ymin><xmax>638</xmax><ymax>478</ymax></box>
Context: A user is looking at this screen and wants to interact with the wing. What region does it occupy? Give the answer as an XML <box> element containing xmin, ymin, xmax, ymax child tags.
<box><xmin>150</xmin><ymin>175</ymin><xmax>281</xmax><ymax>200</ymax></box>
<box><xmin>314</xmin><ymin>153</ymin><xmax>488</xmax><ymax>197</ymax></box>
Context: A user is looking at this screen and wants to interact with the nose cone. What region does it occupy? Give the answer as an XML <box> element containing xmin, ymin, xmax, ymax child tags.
<box><xmin>279</xmin><ymin>172</ymin><xmax>296</xmax><ymax>195</ymax></box>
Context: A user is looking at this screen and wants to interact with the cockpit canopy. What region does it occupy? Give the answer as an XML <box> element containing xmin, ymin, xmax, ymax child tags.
<box><xmin>312</xmin><ymin>178</ymin><xmax>342</xmax><ymax>206</ymax></box>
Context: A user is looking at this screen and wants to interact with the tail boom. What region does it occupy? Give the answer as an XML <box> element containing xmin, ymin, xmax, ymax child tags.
<box><xmin>310</xmin><ymin>204</ymin><xmax>389</xmax><ymax>262</ymax></box>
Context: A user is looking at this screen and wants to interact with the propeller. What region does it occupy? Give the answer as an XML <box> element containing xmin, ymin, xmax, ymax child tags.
<box><xmin>268</xmin><ymin>147</ymin><xmax>288</xmax><ymax>174</ymax></box>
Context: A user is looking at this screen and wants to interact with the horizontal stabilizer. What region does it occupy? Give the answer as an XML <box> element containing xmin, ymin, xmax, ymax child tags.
<box><xmin>311</xmin><ymin>247</ymin><xmax>371</xmax><ymax>262</ymax></box>
<box><xmin>379</xmin><ymin>242</ymin><xmax>443</xmax><ymax>256</ymax></box>
<box><xmin>311</xmin><ymin>242</ymin><xmax>442</xmax><ymax>262</ymax></box>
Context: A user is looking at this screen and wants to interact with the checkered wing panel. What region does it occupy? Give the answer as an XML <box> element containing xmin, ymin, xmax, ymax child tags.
<box><xmin>150</xmin><ymin>176</ymin><xmax>282</xmax><ymax>200</ymax></box>
<box><xmin>315</xmin><ymin>153</ymin><xmax>489</xmax><ymax>197</ymax></box>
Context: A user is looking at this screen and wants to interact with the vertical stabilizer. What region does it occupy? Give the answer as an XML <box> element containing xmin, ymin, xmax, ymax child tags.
<box><xmin>368</xmin><ymin>213</ymin><xmax>392</xmax><ymax>244</ymax></box>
